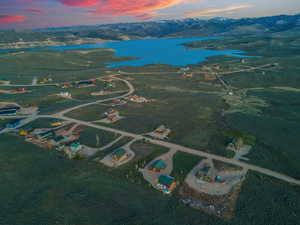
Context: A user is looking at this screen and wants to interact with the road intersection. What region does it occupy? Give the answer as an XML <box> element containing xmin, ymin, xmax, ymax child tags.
<box><xmin>1</xmin><ymin>76</ymin><xmax>300</xmax><ymax>186</ymax></box>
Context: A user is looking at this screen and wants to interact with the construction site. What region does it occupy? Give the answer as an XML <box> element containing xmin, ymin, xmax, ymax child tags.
<box><xmin>180</xmin><ymin>159</ymin><xmax>247</xmax><ymax>219</ymax></box>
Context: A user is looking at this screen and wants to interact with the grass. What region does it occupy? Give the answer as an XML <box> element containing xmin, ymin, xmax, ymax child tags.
<box><xmin>78</xmin><ymin>126</ymin><xmax>119</xmax><ymax>148</ymax></box>
<box><xmin>0</xmin><ymin>48</ymin><xmax>132</xmax><ymax>84</ymax></box>
<box><xmin>26</xmin><ymin>118</ymin><xmax>58</xmax><ymax>128</ymax></box>
<box><xmin>0</xmin><ymin>134</ymin><xmax>299</xmax><ymax>225</ymax></box>
<box><xmin>66</xmin><ymin>104</ymin><xmax>108</xmax><ymax>121</ymax></box>
<box><xmin>92</xmin><ymin>136</ymin><xmax>133</xmax><ymax>160</ymax></box>
<box><xmin>171</xmin><ymin>152</ymin><xmax>203</xmax><ymax>184</ymax></box>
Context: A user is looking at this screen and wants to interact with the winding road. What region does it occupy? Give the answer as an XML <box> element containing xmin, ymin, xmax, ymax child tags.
<box><xmin>2</xmin><ymin>75</ymin><xmax>300</xmax><ymax>186</ymax></box>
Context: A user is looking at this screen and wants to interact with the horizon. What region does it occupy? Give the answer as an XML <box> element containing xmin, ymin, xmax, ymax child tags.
<box><xmin>0</xmin><ymin>0</ymin><xmax>299</xmax><ymax>29</ymax></box>
<box><xmin>1</xmin><ymin>12</ymin><xmax>299</xmax><ymax>31</ymax></box>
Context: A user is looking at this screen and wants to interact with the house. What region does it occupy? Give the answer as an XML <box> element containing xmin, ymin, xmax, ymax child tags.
<box><xmin>51</xmin><ymin>120</ymin><xmax>63</xmax><ymax>127</ymax></box>
<box><xmin>156</xmin><ymin>175</ymin><xmax>177</xmax><ymax>194</ymax></box>
<box><xmin>31</xmin><ymin>128</ymin><xmax>50</xmax><ymax>135</ymax></box>
<box><xmin>180</xmin><ymin>67</ymin><xmax>190</xmax><ymax>72</ymax></box>
<box><xmin>104</xmin><ymin>109</ymin><xmax>117</xmax><ymax>115</ymax></box>
<box><xmin>36</xmin><ymin>130</ymin><xmax>55</xmax><ymax>142</ymax></box>
<box><xmin>148</xmin><ymin>159</ymin><xmax>167</xmax><ymax>172</ymax></box>
<box><xmin>0</xmin><ymin>78</ymin><xmax>10</xmax><ymax>85</ymax></box>
<box><xmin>19</xmin><ymin>126</ymin><xmax>32</xmax><ymax>136</ymax></box>
<box><xmin>155</xmin><ymin>125</ymin><xmax>168</xmax><ymax>134</ymax></box>
<box><xmin>70</xmin><ymin>142</ymin><xmax>82</xmax><ymax>152</ymax></box>
<box><xmin>19</xmin><ymin>129</ymin><xmax>29</xmax><ymax>136</ymax></box>
<box><xmin>50</xmin><ymin>135</ymin><xmax>71</xmax><ymax>146</ymax></box>
<box><xmin>196</xmin><ymin>165</ymin><xmax>215</xmax><ymax>183</ymax></box>
<box><xmin>77</xmin><ymin>80</ymin><xmax>96</xmax><ymax>87</ymax></box>
<box><xmin>104</xmin><ymin>109</ymin><xmax>120</xmax><ymax>122</ymax></box>
<box><xmin>64</xmin><ymin>142</ymin><xmax>83</xmax><ymax>159</ymax></box>
<box><xmin>0</xmin><ymin>105</ymin><xmax>21</xmax><ymax>115</ymax></box>
<box><xmin>61</xmin><ymin>82</ymin><xmax>72</xmax><ymax>88</ymax></box>
<box><xmin>12</xmin><ymin>88</ymin><xmax>29</xmax><ymax>94</ymax></box>
<box><xmin>111</xmin><ymin>99</ymin><xmax>127</xmax><ymax>107</ymax></box>
<box><xmin>151</xmin><ymin>125</ymin><xmax>171</xmax><ymax>139</ymax></box>
<box><xmin>212</xmin><ymin>64</ymin><xmax>220</xmax><ymax>70</ymax></box>
<box><xmin>6</xmin><ymin>119</ymin><xmax>21</xmax><ymax>129</ymax></box>
<box><xmin>107</xmin><ymin>114</ymin><xmax>119</xmax><ymax>122</ymax></box>
<box><xmin>39</xmin><ymin>77</ymin><xmax>52</xmax><ymax>84</ymax></box>
<box><xmin>227</xmin><ymin>137</ymin><xmax>244</xmax><ymax>152</ymax></box>
<box><xmin>58</xmin><ymin>92</ymin><xmax>72</xmax><ymax>99</ymax></box>
<box><xmin>128</xmin><ymin>95</ymin><xmax>148</xmax><ymax>103</ymax></box>
<box><xmin>104</xmin><ymin>81</ymin><xmax>115</xmax><ymax>88</ymax></box>
<box><xmin>183</xmin><ymin>73</ymin><xmax>194</xmax><ymax>78</ymax></box>
<box><xmin>111</xmin><ymin>148</ymin><xmax>129</xmax><ymax>163</ymax></box>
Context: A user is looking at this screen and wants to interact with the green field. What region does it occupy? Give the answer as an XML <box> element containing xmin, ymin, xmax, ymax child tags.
<box><xmin>78</xmin><ymin>126</ymin><xmax>119</xmax><ymax>148</ymax></box>
<box><xmin>0</xmin><ymin>134</ymin><xmax>299</xmax><ymax>225</ymax></box>
<box><xmin>0</xmin><ymin>48</ymin><xmax>133</xmax><ymax>84</ymax></box>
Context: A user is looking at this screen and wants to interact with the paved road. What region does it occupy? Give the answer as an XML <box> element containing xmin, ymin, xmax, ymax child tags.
<box><xmin>3</xmin><ymin>76</ymin><xmax>300</xmax><ymax>186</ymax></box>
<box><xmin>37</xmin><ymin>114</ymin><xmax>300</xmax><ymax>186</ymax></box>
<box><xmin>118</xmin><ymin>64</ymin><xmax>274</xmax><ymax>76</ymax></box>
<box><xmin>99</xmin><ymin>135</ymin><xmax>124</xmax><ymax>151</ymax></box>
<box><xmin>53</xmin><ymin>77</ymin><xmax>135</xmax><ymax>117</ymax></box>
<box><xmin>0</xmin><ymin>83</ymin><xmax>58</xmax><ymax>87</ymax></box>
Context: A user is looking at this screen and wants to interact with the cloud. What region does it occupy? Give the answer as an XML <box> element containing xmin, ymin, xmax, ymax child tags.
<box><xmin>24</xmin><ymin>9</ymin><xmax>47</xmax><ymax>13</ymax></box>
<box><xmin>58</xmin><ymin>0</ymin><xmax>193</xmax><ymax>20</ymax></box>
<box><xmin>15</xmin><ymin>0</ymin><xmax>33</xmax><ymax>2</ymax></box>
<box><xmin>91</xmin><ymin>0</ymin><xmax>185</xmax><ymax>20</ymax></box>
<box><xmin>136</xmin><ymin>12</ymin><xmax>157</xmax><ymax>20</ymax></box>
<box><xmin>58</xmin><ymin>0</ymin><xmax>100</xmax><ymax>7</ymax></box>
<box><xmin>56</xmin><ymin>0</ymin><xmax>197</xmax><ymax>20</ymax></box>
<box><xmin>0</xmin><ymin>15</ymin><xmax>26</xmax><ymax>25</ymax></box>
<box><xmin>185</xmin><ymin>4</ymin><xmax>253</xmax><ymax>18</ymax></box>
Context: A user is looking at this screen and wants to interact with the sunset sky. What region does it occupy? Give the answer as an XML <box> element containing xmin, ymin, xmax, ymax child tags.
<box><xmin>0</xmin><ymin>0</ymin><xmax>299</xmax><ymax>29</ymax></box>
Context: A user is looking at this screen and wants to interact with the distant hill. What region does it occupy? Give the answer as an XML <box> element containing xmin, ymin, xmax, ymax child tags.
<box><xmin>1</xmin><ymin>14</ymin><xmax>299</xmax><ymax>43</ymax></box>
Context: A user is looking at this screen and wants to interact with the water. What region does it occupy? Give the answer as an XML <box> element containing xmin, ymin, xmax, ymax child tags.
<box><xmin>0</xmin><ymin>37</ymin><xmax>251</xmax><ymax>67</ymax></box>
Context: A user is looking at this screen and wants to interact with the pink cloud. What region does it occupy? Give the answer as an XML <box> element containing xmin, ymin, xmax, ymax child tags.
<box><xmin>136</xmin><ymin>12</ymin><xmax>157</xmax><ymax>20</ymax></box>
<box><xmin>24</xmin><ymin>9</ymin><xmax>47</xmax><ymax>13</ymax></box>
<box><xmin>58</xmin><ymin>0</ymin><xmax>186</xmax><ymax>20</ymax></box>
<box><xmin>16</xmin><ymin>0</ymin><xmax>33</xmax><ymax>2</ymax></box>
<box><xmin>0</xmin><ymin>15</ymin><xmax>26</xmax><ymax>25</ymax></box>
<box><xmin>89</xmin><ymin>0</ymin><xmax>185</xmax><ymax>20</ymax></box>
<box><xmin>96</xmin><ymin>0</ymin><xmax>183</xmax><ymax>15</ymax></box>
<box><xmin>58</xmin><ymin>0</ymin><xmax>100</xmax><ymax>7</ymax></box>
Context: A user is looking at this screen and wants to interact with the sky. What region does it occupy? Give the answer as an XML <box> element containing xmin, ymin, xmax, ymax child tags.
<box><xmin>0</xmin><ymin>0</ymin><xmax>299</xmax><ymax>29</ymax></box>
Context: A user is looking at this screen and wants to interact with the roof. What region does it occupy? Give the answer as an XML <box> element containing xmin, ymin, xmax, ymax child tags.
<box><xmin>78</xmin><ymin>80</ymin><xmax>93</xmax><ymax>85</ymax></box>
<box><xmin>70</xmin><ymin>142</ymin><xmax>81</xmax><ymax>148</ymax></box>
<box><xmin>53</xmin><ymin>135</ymin><xmax>65</xmax><ymax>142</ymax></box>
<box><xmin>0</xmin><ymin>106</ymin><xmax>20</xmax><ymax>111</ymax></box>
<box><xmin>201</xmin><ymin>166</ymin><xmax>210</xmax><ymax>174</ymax></box>
<box><xmin>150</xmin><ymin>159</ymin><xmax>167</xmax><ymax>169</ymax></box>
<box><xmin>21</xmin><ymin>126</ymin><xmax>32</xmax><ymax>131</ymax></box>
<box><xmin>39</xmin><ymin>130</ymin><xmax>55</xmax><ymax>137</ymax></box>
<box><xmin>8</xmin><ymin>119</ymin><xmax>21</xmax><ymax>125</ymax></box>
<box><xmin>112</xmin><ymin>148</ymin><xmax>127</xmax><ymax>157</ymax></box>
<box><xmin>158</xmin><ymin>175</ymin><xmax>174</xmax><ymax>186</ymax></box>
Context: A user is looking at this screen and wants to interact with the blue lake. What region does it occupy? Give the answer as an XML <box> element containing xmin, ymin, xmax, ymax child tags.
<box><xmin>1</xmin><ymin>37</ymin><xmax>251</xmax><ymax>67</ymax></box>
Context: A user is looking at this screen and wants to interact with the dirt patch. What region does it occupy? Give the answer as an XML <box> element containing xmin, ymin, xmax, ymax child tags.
<box><xmin>179</xmin><ymin>180</ymin><xmax>243</xmax><ymax>220</ymax></box>
<box><xmin>213</xmin><ymin>160</ymin><xmax>243</xmax><ymax>172</ymax></box>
